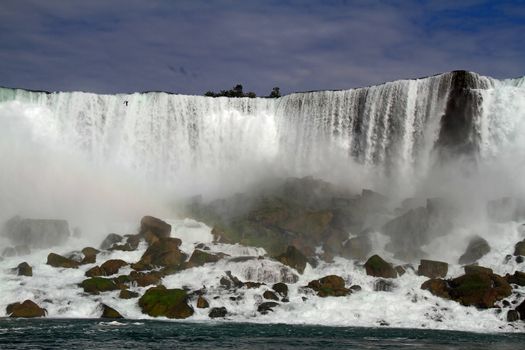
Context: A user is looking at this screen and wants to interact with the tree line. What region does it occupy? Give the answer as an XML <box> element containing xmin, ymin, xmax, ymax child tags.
<box><xmin>204</xmin><ymin>85</ymin><xmax>280</xmax><ymax>98</ymax></box>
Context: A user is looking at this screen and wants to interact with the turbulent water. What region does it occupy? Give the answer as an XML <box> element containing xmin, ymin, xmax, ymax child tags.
<box><xmin>1</xmin><ymin>319</ymin><xmax>525</xmax><ymax>350</ymax></box>
<box><xmin>1</xmin><ymin>71</ymin><xmax>525</xmax><ymax>335</ymax></box>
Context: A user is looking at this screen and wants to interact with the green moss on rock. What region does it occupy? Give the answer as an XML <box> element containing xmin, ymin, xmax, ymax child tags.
<box><xmin>138</xmin><ymin>286</ymin><xmax>193</xmax><ymax>319</ymax></box>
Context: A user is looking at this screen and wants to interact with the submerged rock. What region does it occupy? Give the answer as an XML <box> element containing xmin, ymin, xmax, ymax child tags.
<box><xmin>507</xmin><ymin>310</ymin><xmax>520</xmax><ymax>322</ymax></box>
<box><xmin>307</xmin><ymin>275</ymin><xmax>350</xmax><ymax>297</ymax></box>
<box><xmin>138</xmin><ymin>286</ymin><xmax>194</xmax><ymax>319</ymax></box>
<box><xmin>16</xmin><ymin>262</ymin><xmax>32</xmax><ymax>276</ymax></box>
<box><xmin>374</xmin><ymin>279</ymin><xmax>395</xmax><ymax>292</ymax></box>
<box><xmin>209</xmin><ymin>307</ymin><xmax>227</xmax><ymax>318</ymax></box>
<box><xmin>6</xmin><ymin>300</ymin><xmax>46</xmax><ymax>318</ymax></box>
<box><xmin>364</xmin><ymin>255</ymin><xmax>397</xmax><ymax>278</ymax></box>
<box><xmin>47</xmin><ymin>253</ymin><xmax>80</xmax><ymax>269</ymax></box>
<box><xmin>458</xmin><ymin>236</ymin><xmax>490</xmax><ymax>265</ymax></box>
<box><xmin>3</xmin><ymin>216</ymin><xmax>70</xmax><ymax>249</ymax></box>
<box><xmin>417</xmin><ymin>259</ymin><xmax>448</xmax><ymax>279</ymax></box>
<box><xmin>101</xmin><ymin>304</ymin><xmax>123</xmax><ymax>319</ymax></box>
<box><xmin>275</xmin><ymin>245</ymin><xmax>308</xmax><ymax>274</ymax></box>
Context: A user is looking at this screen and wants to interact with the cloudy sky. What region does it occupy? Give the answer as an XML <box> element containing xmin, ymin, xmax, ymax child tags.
<box><xmin>0</xmin><ymin>0</ymin><xmax>523</xmax><ymax>95</ymax></box>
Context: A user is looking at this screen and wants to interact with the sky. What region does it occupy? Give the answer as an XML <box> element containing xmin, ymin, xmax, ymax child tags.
<box><xmin>0</xmin><ymin>0</ymin><xmax>524</xmax><ymax>95</ymax></box>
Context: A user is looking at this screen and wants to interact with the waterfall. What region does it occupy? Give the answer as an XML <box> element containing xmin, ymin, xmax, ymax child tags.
<box><xmin>1</xmin><ymin>71</ymin><xmax>524</xmax><ymax>201</ymax></box>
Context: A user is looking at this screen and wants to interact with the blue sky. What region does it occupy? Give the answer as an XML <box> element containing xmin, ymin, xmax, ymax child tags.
<box><xmin>0</xmin><ymin>0</ymin><xmax>523</xmax><ymax>95</ymax></box>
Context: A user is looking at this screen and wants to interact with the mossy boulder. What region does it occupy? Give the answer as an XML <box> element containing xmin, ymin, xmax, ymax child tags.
<box><xmin>6</xmin><ymin>300</ymin><xmax>46</xmax><ymax>317</ymax></box>
<box><xmin>119</xmin><ymin>289</ymin><xmax>139</xmax><ymax>299</ymax></box>
<box><xmin>17</xmin><ymin>262</ymin><xmax>32</xmax><ymax>276</ymax></box>
<box><xmin>100</xmin><ymin>259</ymin><xmax>128</xmax><ymax>276</ymax></box>
<box><xmin>307</xmin><ymin>275</ymin><xmax>350</xmax><ymax>297</ymax></box>
<box><xmin>101</xmin><ymin>304</ymin><xmax>123</xmax><ymax>319</ymax></box>
<box><xmin>417</xmin><ymin>259</ymin><xmax>448</xmax><ymax>279</ymax></box>
<box><xmin>364</xmin><ymin>255</ymin><xmax>397</xmax><ymax>278</ymax></box>
<box><xmin>458</xmin><ymin>236</ymin><xmax>490</xmax><ymax>265</ymax></box>
<box><xmin>275</xmin><ymin>245</ymin><xmax>308</xmax><ymax>274</ymax></box>
<box><xmin>80</xmin><ymin>277</ymin><xmax>119</xmax><ymax>294</ymax></box>
<box><xmin>47</xmin><ymin>253</ymin><xmax>80</xmax><ymax>269</ymax></box>
<box><xmin>138</xmin><ymin>286</ymin><xmax>194</xmax><ymax>319</ymax></box>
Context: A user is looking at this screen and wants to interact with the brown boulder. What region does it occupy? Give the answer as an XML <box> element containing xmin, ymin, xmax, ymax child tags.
<box><xmin>119</xmin><ymin>289</ymin><xmax>139</xmax><ymax>299</ymax></box>
<box><xmin>507</xmin><ymin>271</ymin><xmax>525</xmax><ymax>286</ymax></box>
<box><xmin>514</xmin><ymin>239</ymin><xmax>525</xmax><ymax>256</ymax></box>
<box><xmin>100</xmin><ymin>259</ymin><xmax>128</xmax><ymax>276</ymax></box>
<box><xmin>196</xmin><ymin>296</ymin><xmax>209</xmax><ymax>308</ymax></box>
<box><xmin>458</xmin><ymin>236</ymin><xmax>490</xmax><ymax>265</ymax></box>
<box><xmin>307</xmin><ymin>275</ymin><xmax>350</xmax><ymax>297</ymax></box>
<box><xmin>140</xmin><ymin>216</ymin><xmax>171</xmax><ymax>239</ymax></box>
<box><xmin>137</xmin><ymin>237</ymin><xmax>186</xmax><ymax>268</ymax></box>
<box><xmin>99</xmin><ymin>233</ymin><xmax>123</xmax><ymax>250</ymax></box>
<box><xmin>272</xmin><ymin>282</ymin><xmax>288</xmax><ymax>298</ymax></box>
<box><xmin>81</xmin><ymin>247</ymin><xmax>99</xmax><ymax>264</ymax></box>
<box><xmin>85</xmin><ymin>266</ymin><xmax>104</xmax><ymax>278</ymax></box>
<box><xmin>364</xmin><ymin>255</ymin><xmax>397</xmax><ymax>278</ymax></box>
<box><xmin>128</xmin><ymin>271</ymin><xmax>162</xmax><ymax>287</ymax></box>
<box><xmin>421</xmin><ymin>279</ymin><xmax>450</xmax><ymax>299</ymax></box>
<box><xmin>417</xmin><ymin>259</ymin><xmax>448</xmax><ymax>279</ymax></box>
<box><xmin>263</xmin><ymin>290</ymin><xmax>279</xmax><ymax>300</ymax></box>
<box><xmin>464</xmin><ymin>265</ymin><xmax>493</xmax><ymax>275</ymax></box>
<box><xmin>6</xmin><ymin>300</ymin><xmax>46</xmax><ymax>318</ymax></box>
<box><xmin>46</xmin><ymin>253</ymin><xmax>80</xmax><ymax>269</ymax></box>
<box><xmin>187</xmin><ymin>249</ymin><xmax>224</xmax><ymax>267</ymax></box>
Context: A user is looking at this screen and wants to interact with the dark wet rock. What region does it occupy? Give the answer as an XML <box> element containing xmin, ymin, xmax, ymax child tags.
<box><xmin>6</xmin><ymin>300</ymin><xmax>46</xmax><ymax>318</ymax></box>
<box><xmin>196</xmin><ymin>296</ymin><xmax>209</xmax><ymax>308</ymax></box>
<box><xmin>3</xmin><ymin>216</ymin><xmax>70</xmax><ymax>249</ymax></box>
<box><xmin>374</xmin><ymin>279</ymin><xmax>395</xmax><ymax>292</ymax></box>
<box><xmin>80</xmin><ymin>247</ymin><xmax>99</xmax><ymax>264</ymax></box>
<box><xmin>244</xmin><ymin>282</ymin><xmax>265</xmax><ymax>289</ymax></box>
<box><xmin>100</xmin><ymin>233</ymin><xmax>123</xmax><ymax>250</ymax></box>
<box><xmin>138</xmin><ymin>286</ymin><xmax>194</xmax><ymax>319</ymax></box>
<box><xmin>119</xmin><ymin>289</ymin><xmax>139</xmax><ymax>299</ymax></box>
<box><xmin>307</xmin><ymin>275</ymin><xmax>350</xmax><ymax>297</ymax></box>
<box><xmin>46</xmin><ymin>253</ymin><xmax>80</xmax><ymax>269</ymax></box>
<box><xmin>14</xmin><ymin>245</ymin><xmax>30</xmax><ymax>256</ymax></box>
<box><xmin>507</xmin><ymin>271</ymin><xmax>525</xmax><ymax>286</ymax></box>
<box><xmin>487</xmin><ymin>197</ymin><xmax>525</xmax><ymax>222</ymax></box>
<box><xmin>187</xmin><ymin>249</ymin><xmax>225</xmax><ymax>267</ymax></box>
<box><xmin>275</xmin><ymin>245</ymin><xmax>308</xmax><ymax>274</ymax></box>
<box><xmin>364</xmin><ymin>255</ymin><xmax>397</xmax><ymax>278</ymax></box>
<box><xmin>464</xmin><ymin>265</ymin><xmax>493</xmax><ymax>276</ymax></box>
<box><xmin>136</xmin><ymin>237</ymin><xmax>186</xmax><ymax>269</ymax></box>
<box><xmin>516</xmin><ymin>300</ymin><xmax>525</xmax><ymax>320</ymax></box>
<box><xmin>350</xmin><ymin>285</ymin><xmax>362</xmax><ymax>292</ymax></box>
<box><xmin>272</xmin><ymin>282</ymin><xmax>288</xmax><ymax>298</ymax></box>
<box><xmin>514</xmin><ymin>239</ymin><xmax>525</xmax><ymax>256</ymax></box>
<box><xmin>140</xmin><ymin>216</ymin><xmax>171</xmax><ymax>240</ymax></box>
<box><xmin>17</xmin><ymin>262</ymin><xmax>32</xmax><ymax>276</ymax></box>
<box><xmin>220</xmin><ymin>271</ymin><xmax>244</xmax><ymax>290</ymax></box>
<box><xmin>257</xmin><ymin>301</ymin><xmax>279</xmax><ymax>314</ymax></box>
<box><xmin>209</xmin><ymin>307</ymin><xmax>227</xmax><ymax>318</ymax></box>
<box><xmin>2</xmin><ymin>247</ymin><xmax>16</xmax><ymax>257</ymax></box>
<box><xmin>517</xmin><ymin>256</ymin><xmax>524</xmax><ymax>264</ymax></box>
<box><xmin>507</xmin><ymin>310</ymin><xmax>520</xmax><ymax>322</ymax></box>
<box><xmin>459</xmin><ymin>236</ymin><xmax>490</xmax><ymax>265</ymax></box>
<box><xmin>101</xmin><ymin>304</ymin><xmax>123</xmax><ymax>319</ymax></box>
<box><xmin>417</xmin><ymin>259</ymin><xmax>448</xmax><ymax>279</ymax></box>
<box><xmin>263</xmin><ymin>290</ymin><xmax>279</xmax><ymax>301</ymax></box>
<box><xmin>100</xmin><ymin>259</ymin><xmax>128</xmax><ymax>276</ymax></box>
<box><xmin>80</xmin><ymin>277</ymin><xmax>119</xmax><ymax>294</ymax></box>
